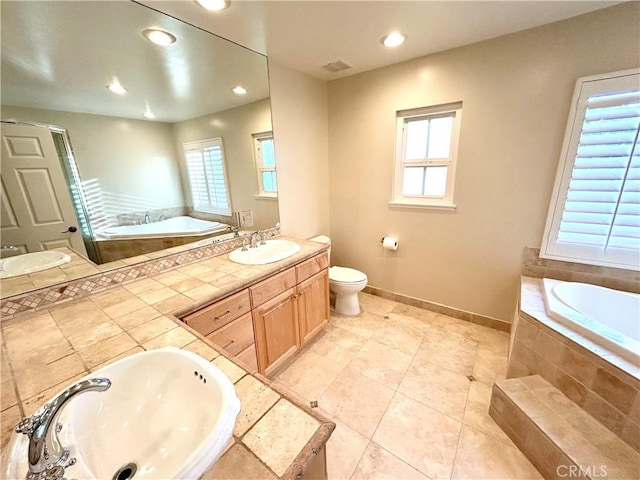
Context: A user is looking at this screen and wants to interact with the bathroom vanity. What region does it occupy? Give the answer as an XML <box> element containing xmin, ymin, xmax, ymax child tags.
<box><xmin>182</xmin><ymin>251</ymin><xmax>329</xmax><ymax>377</ymax></box>
<box><xmin>0</xmin><ymin>237</ymin><xmax>334</xmax><ymax>479</ymax></box>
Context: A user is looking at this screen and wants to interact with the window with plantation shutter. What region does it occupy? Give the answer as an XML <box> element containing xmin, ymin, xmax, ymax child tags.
<box><xmin>183</xmin><ymin>138</ymin><xmax>232</xmax><ymax>216</ymax></box>
<box><xmin>541</xmin><ymin>69</ymin><xmax>640</xmax><ymax>270</ymax></box>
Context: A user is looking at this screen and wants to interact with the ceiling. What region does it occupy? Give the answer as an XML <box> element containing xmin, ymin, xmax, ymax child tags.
<box><xmin>142</xmin><ymin>0</ymin><xmax>622</xmax><ymax>81</ymax></box>
<box><xmin>1</xmin><ymin>1</ymin><xmax>269</xmax><ymax>123</ymax></box>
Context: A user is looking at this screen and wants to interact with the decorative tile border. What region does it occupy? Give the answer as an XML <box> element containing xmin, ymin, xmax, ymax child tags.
<box><xmin>0</xmin><ymin>227</ymin><xmax>280</xmax><ymax>320</ymax></box>
<box><xmin>363</xmin><ymin>285</ymin><xmax>511</xmax><ymax>333</ymax></box>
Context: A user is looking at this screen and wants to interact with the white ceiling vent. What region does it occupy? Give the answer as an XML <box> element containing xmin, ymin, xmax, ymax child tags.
<box><xmin>322</xmin><ymin>60</ymin><xmax>353</xmax><ymax>73</ymax></box>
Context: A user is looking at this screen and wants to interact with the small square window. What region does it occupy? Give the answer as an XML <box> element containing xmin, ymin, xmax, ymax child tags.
<box><xmin>390</xmin><ymin>102</ymin><xmax>462</xmax><ymax>210</ymax></box>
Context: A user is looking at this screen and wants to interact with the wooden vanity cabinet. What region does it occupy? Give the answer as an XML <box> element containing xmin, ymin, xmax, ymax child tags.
<box><xmin>252</xmin><ymin>288</ymin><xmax>300</xmax><ymax>377</ymax></box>
<box><xmin>297</xmin><ymin>269</ymin><xmax>330</xmax><ymax>345</ymax></box>
<box><xmin>181</xmin><ymin>250</ymin><xmax>329</xmax><ymax>377</ymax></box>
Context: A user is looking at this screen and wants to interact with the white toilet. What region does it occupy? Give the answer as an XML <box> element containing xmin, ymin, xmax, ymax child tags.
<box><xmin>310</xmin><ymin>235</ymin><xmax>368</xmax><ymax>316</ymax></box>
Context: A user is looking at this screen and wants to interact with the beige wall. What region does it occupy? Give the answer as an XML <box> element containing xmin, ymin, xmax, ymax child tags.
<box><xmin>268</xmin><ymin>61</ymin><xmax>330</xmax><ymax>238</ymax></box>
<box><xmin>171</xmin><ymin>99</ymin><xmax>278</xmax><ymax>230</ymax></box>
<box><xmin>327</xmin><ymin>3</ymin><xmax>640</xmax><ymax>321</ymax></box>
<box><xmin>1</xmin><ymin>106</ymin><xmax>185</xmax><ymax>217</ymax></box>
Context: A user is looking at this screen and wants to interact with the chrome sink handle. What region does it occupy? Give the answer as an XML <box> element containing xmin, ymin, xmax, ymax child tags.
<box><xmin>15</xmin><ymin>377</ymin><xmax>111</xmax><ymax>479</ymax></box>
<box><xmin>259</xmin><ymin>232</ymin><xmax>266</xmax><ymax>246</ymax></box>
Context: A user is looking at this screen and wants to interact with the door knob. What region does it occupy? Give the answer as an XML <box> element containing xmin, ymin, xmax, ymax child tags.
<box><xmin>61</xmin><ymin>226</ymin><xmax>78</xmax><ymax>233</ymax></box>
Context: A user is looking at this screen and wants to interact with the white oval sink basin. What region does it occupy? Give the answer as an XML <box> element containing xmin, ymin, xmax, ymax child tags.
<box><xmin>228</xmin><ymin>239</ymin><xmax>301</xmax><ymax>265</ymax></box>
<box><xmin>1</xmin><ymin>347</ymin><xmax>241</xmax><ymax>479</ymax></box>
<box><xmin>0</xmin><ymin>251</ymin><xmax>71</xmax><ymax>278</ymax></box>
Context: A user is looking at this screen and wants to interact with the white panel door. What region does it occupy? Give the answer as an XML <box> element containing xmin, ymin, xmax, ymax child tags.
<box><xmin>1</xmin><ymin>122</ymin><xmax>88</xmax><ymax>256</ymax></box>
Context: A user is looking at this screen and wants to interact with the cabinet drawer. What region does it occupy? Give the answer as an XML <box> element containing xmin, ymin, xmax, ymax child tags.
<box><xmin>250</xmin><ymin>268</ymin><xmax>296</xmax><ymax>308</ymax></box>
<box><xmin>183</xmin><ymin>290</ymin><xmax>250</xmax><ymax>336</ymax></box>
<box><xmin>206</xmin><ymin>312</ymin><xmax>254</xmax><ymax>356</ymax></box>
<box><xmin>296</xmin><ymin>251</ymin><xmax>329</xmax><ymax>283</ymax></box>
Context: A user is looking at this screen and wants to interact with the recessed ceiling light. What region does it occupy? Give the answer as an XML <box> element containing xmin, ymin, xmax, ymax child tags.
<box><xmin>106</xmin><ymin>78</ymin><xmax>127</xmax><ymax>95</ymax></box>
<box><xmin>232</xmin><ymin>85</ymin><xmax>247</xmax><ymax>95</ymax></box>
<box><xmin>142</xmin><ymin>29</ymin><xmax>177</xmax><ymax>46</ymax></box>
<box><xmin>195</xmin><ymin>0</ymin><xmax>229</xmax><ymax>11</ymax></box>
<box><xmin>381</xmin><ymin>32</ymin><xmax>406</xmax><ymax>48</ymax></box>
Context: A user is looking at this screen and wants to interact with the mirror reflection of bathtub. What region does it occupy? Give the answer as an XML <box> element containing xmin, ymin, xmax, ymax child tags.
<box><xmin>93</xmin><ymin>216</ymin><xmax>234</xmax><ymax>263</ymax></box>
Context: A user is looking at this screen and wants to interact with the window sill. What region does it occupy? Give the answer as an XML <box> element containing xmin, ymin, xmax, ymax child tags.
<box><xmin>254</xmin><ymin>194</ymin><xmax>278</xmax><ymax>201</ymax></box>
<box><xmin>388</xmin><ymin>200</ymin><xmax>457</xmax><ymax>212</ymax></box>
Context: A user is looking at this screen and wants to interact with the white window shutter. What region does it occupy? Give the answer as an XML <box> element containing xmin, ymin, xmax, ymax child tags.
<box><xmin>541</xmin><ymin>70</ymin><xmax>640</xmax><ymax>270</ymax></box>
<box><xmin>183</xmin><ymin>138</ymin><xmax>232</xmax><ymax>216</ymax></box>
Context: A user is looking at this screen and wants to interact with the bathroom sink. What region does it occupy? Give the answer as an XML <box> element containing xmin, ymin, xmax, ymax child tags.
<box><xmin>1</xmin><ymin>347</ymin><xmax>241</xmax><ymax>479</ymax></box>
<box><xmin>0</xmin><ymin>251</ymin><xmax>71</xmax><ymax>278</ymax></box>
<box><xmin>228</xmin><ymin>239</ymin><xmax>301</xmax><ymax>265</ymax></box>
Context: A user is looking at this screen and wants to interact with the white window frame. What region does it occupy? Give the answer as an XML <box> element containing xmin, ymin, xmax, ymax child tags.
<box><xmin>183</xmin><ymin>137</ymin><xmax>233</xmax><ymax>216</ymax></box>
<box><xmin>253</xmin><ymin>131</ymin><xmax>277</xmax><ymax>199</ymax></box>
<box><xmin>390</xmin><ymin>102</ymin><xmax>462</xmax><ymax>210</ymax></box>
<box><xmin>540</xmin><ymin>68</ymin><xmax>640</xmax><ymax>270</ymax></box>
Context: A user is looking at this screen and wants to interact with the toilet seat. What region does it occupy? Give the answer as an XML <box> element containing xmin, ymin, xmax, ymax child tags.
<box><xmin>329</xmin><ymin>266</ymin><xmax>367</xmax><ymax>285</ymax></box>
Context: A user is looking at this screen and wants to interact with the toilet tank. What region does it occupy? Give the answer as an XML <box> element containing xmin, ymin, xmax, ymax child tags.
<box><xmin>308</xmin><ymin>235</ymin><xmax>331</xmax><ymax>263</ymax></box>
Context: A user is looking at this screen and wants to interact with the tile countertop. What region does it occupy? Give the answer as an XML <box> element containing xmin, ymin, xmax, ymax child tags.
<box><xmin>0</xmin><ymin>237</ymin><xmax>334</xmax><ymax>479</ymax></box>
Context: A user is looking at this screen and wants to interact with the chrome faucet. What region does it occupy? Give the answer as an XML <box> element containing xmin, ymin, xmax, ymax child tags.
<box><xmin>250</xmin><ymin>231</ymin><xmax>262</xmax><ymax>248</ymax></box>
<box><xmin>144</xmin><ymin>212</ymin><xmax>151</xmax><ymax>224</ymax></box>
<box><xmin>259</xmin><ymin>232</ymin><xmax>267</xmax><ymax>246</ymax></box>
<box><xmin>158</xmin><ymin>215</ymin><xmax>167</xmax><ymax>222</ymax></box>
<box><xmin>230</xmin><ymin>226</ymin><xmax>239</xmax><ymax>238</ymax></box>
<box><xmin>15</xmin><ymin>378</ymin><xmax>111</xmax><ymax>480</ymax></box>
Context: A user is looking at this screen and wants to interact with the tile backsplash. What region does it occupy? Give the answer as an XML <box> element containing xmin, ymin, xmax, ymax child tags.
<box><xmin>0</xmin><ymin>227</ymin><xmax>279</xmax><ymax>320</ymax></box>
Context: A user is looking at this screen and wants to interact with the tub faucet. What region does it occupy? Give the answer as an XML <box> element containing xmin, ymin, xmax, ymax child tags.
<box><xmin>158</xmin><ymin>215</ymin><xmax>167</xmax><ymax>222</ymax></box>
<box><xmin>144</xmin><ymin>212</ymin><xmax>151</xmax><ymax>224</ymax></box>
<box><xmin>15</xmin><ymin>377</ymin><xmax>111</xmax><ymax>480</ymax></box>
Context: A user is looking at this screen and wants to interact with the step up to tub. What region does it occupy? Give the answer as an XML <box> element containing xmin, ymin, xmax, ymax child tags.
<box><xmin>489</xmin><ymin>375</ymin><xmax>639</xmax><ymax>480</ymax></box>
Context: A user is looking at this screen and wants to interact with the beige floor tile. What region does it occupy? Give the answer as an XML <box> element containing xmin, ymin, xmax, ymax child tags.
<box><xmin>373</xmin><ymin>392</ymin><xmax>461</xmax><ymax>479</ymax></box>
<box><xmin>319</xmin><ymin>368</ymin><xmax>394</xmax><ymax>438</ymax></box>
<box><xmin>359</xmin><ymin>292</ymin><xmax>398</xmax><ymax>316</ymax></box>
<box><xmin>308</xmin><ymin>325</ymin><xmax>368</xmax><ymax>368</ymax></box>
<box><xmin>390</xmin><ymin>304</ymin><xmax>439</xmax><ymax>329</ymax></box>
<box><xmin>351</xmin><ymin>442</ymin><xmax>430</xmax><ymax>480</ymax></box>
<box><xmin>347</xmin><ymin>339</ymin><xmax>413</xmax><ymax>389</ymax></box>
<box><xmin>416</xmin><ymin>335</ymin><xmax>477</xmax><ymax>376</ymax></box>
<box><xmin>202</xmin><ymin>444</ymin><xmax>276</xmax><ymax>480</ymax></box>
<box><xmin>233</xmin><ymin>375</ymin><xmax>280</xmax><ymax>436</ymax></box>
<box><xmin>243</xmin><ymin>399</ymin><xmax>319</xmax><ymax>477</ymax></box>
<box><xmin>398</xmin><ymin>355</ymin><xmax>471</xmax><ymax>420</ymax></box>
<box><xmin>473</xmin><ymin>349</ymin><xmax>508</xmax><ymax>384</ymax></box>
<box><xmin>275</xmin><ymin>349</ymin><xmax>344</xmax><ymax>400</ymax></box>
<box><xmin>369</xmin><ymin>319</ymin><xmax>424</xmax><ymax>356</ymax></box>
<box><xmin>462</xmin><ymin>381</ymin><xmax>515</xmax><ymax>446</ymax></box>
<box><xmin>325</xmin><ymin>419</ymin><xmax>369</xmax><ymax>480</ymax></box>
<box><xmin>330</xmin><ymin>312</ymin><xmax>387</xmax><ymax>339</ymax></box>
<box><xmin>451</xmin><ymin>426</ymin><xmax>542</xmax><ymax>479</ymax></box>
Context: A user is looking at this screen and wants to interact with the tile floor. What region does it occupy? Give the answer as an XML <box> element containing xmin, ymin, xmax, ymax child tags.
<box><xmin>274</xmin><ymin>293</ymin><xmax>543</xmax><ymax>480</ymax></box>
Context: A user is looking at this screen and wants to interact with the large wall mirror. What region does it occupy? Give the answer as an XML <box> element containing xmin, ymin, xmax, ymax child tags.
<box><xmin>1</xmin><ymin>1</ymin><xmax>278</xmax><ymax>296</ymax></box>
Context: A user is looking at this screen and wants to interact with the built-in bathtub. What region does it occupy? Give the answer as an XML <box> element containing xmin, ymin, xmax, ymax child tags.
<box><xmin>96</xmin><ymin>216</ymin><xmax>229</xmax><ymax>240</ymax></box>
<box><xmin>94</xmin><ymin>216</ymin><xmax>231</xmax><ymax>263</ymax></box>
<box><xmin>542</xmin><ymin>278</ymin><xmax>640</xmax><ymax>366</ymax></box>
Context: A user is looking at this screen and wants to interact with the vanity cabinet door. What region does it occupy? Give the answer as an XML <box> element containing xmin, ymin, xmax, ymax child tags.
<box><xmin>252</xmin><ymin>288</ymin><xmax>300</xmax><ymax>377</ymax></box>
<box><xmin>297</xmin><ymin>269</ymin><xmax>329</xmax><ymax>346</ymax></box>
